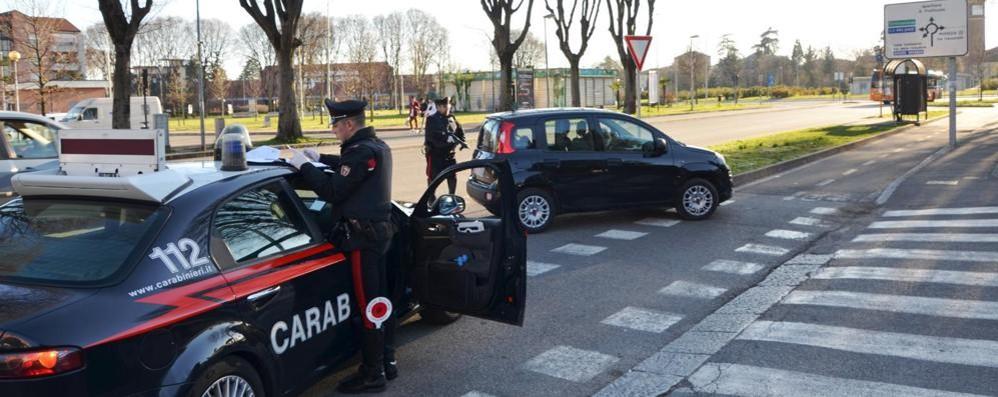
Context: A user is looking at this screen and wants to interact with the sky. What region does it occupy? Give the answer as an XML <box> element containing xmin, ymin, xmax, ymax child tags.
<box><xmin>51</xmin><ymin>0</ymin><xmax>998</xmax><ymax>76</ymax></box>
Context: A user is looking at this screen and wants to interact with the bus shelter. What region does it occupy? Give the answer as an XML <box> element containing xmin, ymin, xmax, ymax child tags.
<box><xmin>884</xmin><ymin>59</ymin><xmax>929</xmax><ymax>124</ymax></box>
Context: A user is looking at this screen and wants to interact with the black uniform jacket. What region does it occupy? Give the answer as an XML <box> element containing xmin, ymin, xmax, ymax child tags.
<box><xmin>424</xmin><ymin>113</ymin><xmax>465</xmax><ymax>156</ymax></box>
<box><xmin>299</xmin><ymin>127</ymin><xmax>393</xmax><ymax>223</ymax></box>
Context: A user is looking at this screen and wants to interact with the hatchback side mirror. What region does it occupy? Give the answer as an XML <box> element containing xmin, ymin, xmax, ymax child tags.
<box><xmin>433</xmin><ymin>194</ymin><xmax>466</xmax><ymax>216</ymax></box>
<box><xmin>645</xmin><ymin>138</ymin><xmax>668</xmax><ymax>157</ymax></box>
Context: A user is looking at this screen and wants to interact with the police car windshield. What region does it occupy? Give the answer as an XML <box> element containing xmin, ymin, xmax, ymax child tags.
<box><xmin>0</xmin><ymin>199</ymin><xmax>166</xmax><ymax>286</ymax></box>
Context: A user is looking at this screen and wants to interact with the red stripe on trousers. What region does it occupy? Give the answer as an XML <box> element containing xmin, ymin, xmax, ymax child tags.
<box><xmin>351</xmin><ymin>250</ymin><xmax>374</xmax><ymax>329</ymax></box>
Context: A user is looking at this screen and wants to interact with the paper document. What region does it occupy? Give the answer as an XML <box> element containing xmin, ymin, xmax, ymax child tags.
<box><xmin>246</xmin><ymin>146</ymin><xmax>281</xmax><ymax>163</ymax></box>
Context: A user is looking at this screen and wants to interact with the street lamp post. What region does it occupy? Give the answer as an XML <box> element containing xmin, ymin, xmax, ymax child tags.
<box><xmin>543</xmin><ymin>13</ymin><xmax>554</xmax><ymax>108</ymax></box>
<box><xmin>8</xmin><ymin>50</ymin><xmax>20</xmax><ymax>112</ymax></box>
<box><xmin>688</xmin><ymin>35</ymin><xmax>698</xmax><ymax>111</ymax></box>
<box><xmin>195</xmin><ymin>0</ymin><xmax>207</xmax><ymax>151</ymax></box>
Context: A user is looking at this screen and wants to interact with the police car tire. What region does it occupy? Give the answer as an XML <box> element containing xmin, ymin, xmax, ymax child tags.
<box><xmin>189</xmin><ymin>356</ymin><xmax>265</xmax><ymax>397</ymax></box>
<box><xmin>675</xmin><ymin>178</ymin><xmax>719</xmax><ymax>221</ymax></box>
<box><xmin>516</xmin><ymin>188</ymin><xmax>555</xmax><ymax>234</ymax></box>
<box><xmin>421</xmin><ymin>308</ymin><xmax>462</xmax><ymax>325</ymax></box>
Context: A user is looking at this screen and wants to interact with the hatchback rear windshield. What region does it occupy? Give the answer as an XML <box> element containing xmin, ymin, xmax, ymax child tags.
<box><xmin>0</xmin><ymin>199</ymin><xmax>166</xmax><ymax>285</ymax></box>
<box><xmin>477</xmin><ymin>118</ymin><xmax>500</xmax><ymax>153</ymax></box>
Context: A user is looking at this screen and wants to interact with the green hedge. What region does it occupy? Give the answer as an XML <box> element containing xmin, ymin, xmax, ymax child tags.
<box><xmin>671</xmin><ymin>85</ymin><xmax>844</xmax><ymax>101</ymax></box>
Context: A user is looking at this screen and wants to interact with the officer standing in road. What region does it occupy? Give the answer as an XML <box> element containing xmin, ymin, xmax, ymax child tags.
<box><xmin>289</xmin><ymin>99</ymin><xmax>398</xmax><ymax>394</ymax></box>
<box><xmin>423</xmin><ymin>96</ymin><xmax>465</xmax><ymax>194</ymax></box>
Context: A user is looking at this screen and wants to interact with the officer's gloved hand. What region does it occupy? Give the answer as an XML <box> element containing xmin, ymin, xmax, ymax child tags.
<box><xmin>303</xmin><ymin>148</ymin><xmax>320</xmax><ymax>162</ymax></box>
<box><xmin>447</xmin><ymin>135</ymin><xmax>456</xmax><ymax>144</ymax></box>
<box><xmin>288</xmin><ymin>149</ymin><xmax>309</xmax><ymax>169</ymax></box>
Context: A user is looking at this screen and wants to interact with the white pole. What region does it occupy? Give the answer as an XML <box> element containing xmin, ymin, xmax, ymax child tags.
<box><xmin>543</xmin><ymin>16</ymin><xmax>550</xmax><ymax>108</ymax></box>
<box><xmin>948</xmin><ymin>56</ymin><xmax>957</xmax><ymax>147</ymax></box>
<box><xmin>12</xmin><ymin>60</ymin><xmax>18</xmax><ymax>112</ymax></box>
<box><xmin>196</xmin><ymin>0</ymin><xmax>206</xmax><ymax>151</ymax></box>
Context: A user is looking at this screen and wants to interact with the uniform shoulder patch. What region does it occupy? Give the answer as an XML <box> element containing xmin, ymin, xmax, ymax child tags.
<box><xmin>340</xmin><ymin>165</ymin><xmax>351</xmax><ymax>176</ymax></box>
<box><xmin>366</xmin><ymin>158</ymin><xmax>377</xmax><ymax>171</ymax></box>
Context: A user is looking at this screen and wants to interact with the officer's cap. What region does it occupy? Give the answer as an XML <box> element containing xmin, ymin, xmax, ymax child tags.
<box><xmin>433</xmin><ymin>96</ymin><xmax>451</xmax><ymax>106</ymax></box>
<box><xmin>324</xmin><ymin>99</ymin><xmax>367</xmax><ymax>123</ymax></box>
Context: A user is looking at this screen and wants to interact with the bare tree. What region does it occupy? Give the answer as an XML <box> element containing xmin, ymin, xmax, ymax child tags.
<box><xmin>406</xmin><ymin>9</ymin><xmax>441</xmax><ymax>95</ymax></box>
<box><xmin>239</xmin><ymin>0</ymin><xmax>304</xmax><ymax>141</ymax></box>
<box><xmin>605</xmin><ymin>0</ymin><xmax>655</xmax><ymax>114</ymax></box>
<box><xmin>1</xmin><ymin>1</ymin><xmax>75</xmax><ymax>115</ymax></box>
<box><xmin>373</xmin><ymin>12</ymin><xmax>405</xmax><ymax>111</ymax></box>
<box><xmin>83</xmin><ymin>23</ymin><xmax>114</xmax><ymax>81</ymax></box>
<box><xmin>133</xmin><ymin>16</ymin><xmax>191</xmax><ymax>67</ymax></box>
<box><xmin>546</xmin><ymin>0</ymin><xmax>601</xmax><ymax>107</ymax></box>
<box><xmin>98</xmin><ymin>0</ymin><xmax>153</xmax><ymax>129</ymax></box>
<box><xmin>339</xmin><ymin>14</ymin><xmax>381</xmax><ymax>116</ymax></box>
<box><xmin>237</xmin><ymin>23</ymin><xmax>276</xmax><ymax>69</ymax></box>
<box><xmin>481</xmin><ymin>0</ymin><xmax>536</xmax><ymax>111</ymax></box>
<box><xmin>511</xmin><ymin>29</ymin><xmax>543</xmax><ymax>68</ymax></box>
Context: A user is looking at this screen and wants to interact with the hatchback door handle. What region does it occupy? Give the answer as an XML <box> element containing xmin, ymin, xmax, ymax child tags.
<box><xmin>247</xmin><ymin>286</ymin><xmax>281</xmax><ymax>305</ymax></box>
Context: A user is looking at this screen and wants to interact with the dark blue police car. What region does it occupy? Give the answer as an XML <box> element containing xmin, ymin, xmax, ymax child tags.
<box><xmin>0</xmin><ymin>158</ymin><xmax>526</xmax><ymax>396</ymax></box>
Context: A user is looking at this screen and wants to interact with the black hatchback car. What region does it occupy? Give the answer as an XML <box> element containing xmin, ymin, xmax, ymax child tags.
<box><xmin>467</xmin><ymin>108</ymin><xmax>733</xmax><ymax>232</ymax></box>
<box><xmin>0</xmin><ymin>159</ymin><xmax>525</xmax><ymax>397</ymax></box>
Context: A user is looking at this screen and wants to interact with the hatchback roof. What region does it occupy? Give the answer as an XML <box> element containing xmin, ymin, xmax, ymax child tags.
<box><xmin>486</xmin><ymin>107</ymin><xmax>618</xmax><ymax>119</ymax></box>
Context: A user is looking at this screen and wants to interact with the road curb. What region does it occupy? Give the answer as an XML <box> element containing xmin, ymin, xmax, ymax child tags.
<box><xmin>731</xmin><ymin>115</ymin><xmax>948</xmax><ymax>188</ymax></box>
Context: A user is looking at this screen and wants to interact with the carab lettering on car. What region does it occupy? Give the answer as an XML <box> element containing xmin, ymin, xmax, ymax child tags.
<box><xmin>271</xmin><ymin>293</ymin><xmax>351</xmax><ymax>354</ymax></box>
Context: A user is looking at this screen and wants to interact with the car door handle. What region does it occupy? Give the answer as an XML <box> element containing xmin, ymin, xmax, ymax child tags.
<box><xmin>247</xmin><ymin>286</ymin><xmax>281</xmax><ymax>306</ymax></box>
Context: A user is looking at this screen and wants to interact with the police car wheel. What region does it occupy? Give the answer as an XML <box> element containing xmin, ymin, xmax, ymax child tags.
<box><xmin>516</xmin><ymin>188</ymin><xmax>555</xmax><ymax>234</ymax></box>
<box><xmin>675</xmin><ymin>178</ymin><xmax>718</xmax><ymax>221</ymax></box>
<box><xmin>421</xmin><ymin>308</ymin><xmax>462</xmax><ymax>325</ymax></box>
<box><xmin>191</xmin><ymin>356</ymin><xmax>265</xmax><ymax>397</ymax></box>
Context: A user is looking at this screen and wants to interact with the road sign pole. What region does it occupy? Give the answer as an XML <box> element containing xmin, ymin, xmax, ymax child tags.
<box><xmin>635</xmin><ymin>67</ymin><xmax>640</xmax><ymax>118</ymax></box>
<box><xmin>948</xmin><ymin>56</ymin><xmax>957</xmax><ymax>148</ymax></box>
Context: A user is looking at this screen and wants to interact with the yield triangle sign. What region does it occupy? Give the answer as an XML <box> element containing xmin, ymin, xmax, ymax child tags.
<box><xmin>625</xmin><ymin>35</ymin><xmax>653</xmax><ymax>71</ymax></box>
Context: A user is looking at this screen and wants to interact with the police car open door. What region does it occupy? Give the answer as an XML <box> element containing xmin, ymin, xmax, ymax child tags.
<box><xmin>408</xmin><ymin>159</ymin><xmax>526</xmax><ymax>326</ymax></box>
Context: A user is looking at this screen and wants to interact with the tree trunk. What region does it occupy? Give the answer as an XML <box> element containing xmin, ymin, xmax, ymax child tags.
<box><xmin>112</xmin><ymin>47</ymin><xmax>132</xmax><ymax>129</ymax></box>
<box><xmin>275</xmin><ymin>49</ymin><xmax>302</xmax><ymax>141</ymax></box>
<box><xmin>622</xmin><ymin>59</ymin><xmax>636</xmax><ymax>114</ymax></box>
<box><xmin>499</xmin><ymin>53</ymin><xmax>515</xmax><ymax>111</ymax></box>
<box><xmin>569</xmin><ymin>57</ymin><xmax>581</xmax><ymax>107</ymax></box>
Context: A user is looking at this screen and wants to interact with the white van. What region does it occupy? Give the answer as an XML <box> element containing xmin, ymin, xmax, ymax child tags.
<box><xmin>60</xmin><ymin>97</ymin><xmax>163</xmax><ymax>129</ymax></box>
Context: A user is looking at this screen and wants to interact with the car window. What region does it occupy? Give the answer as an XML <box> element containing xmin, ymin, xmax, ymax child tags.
<box><xmin>596</xmin><ymin>118</ymin><xmax>656</xmax><ymax>152</ymax></box>
<box><xmin>512</xmin><ymin>125</ymin><xmax>535</xmax><ymax>150</ymax></box>
<box><xmin>477</xmin><ymin>119</ymin><xmax>499</xmax><ymax>153</ymax></box>
<box><xmin>0</xmin><ymin>199</ymin><xmax>166</xmax><ymax>285</ymax></box>
<box><xmin>82</xmin><ymin>108</ymin><xmax>98</xmax><ymax>121</ymax></box>
<box><xmin>3</xmin><ymin>120</ymin><xmax>58</xmax><ymax>159</ymax></box>
<box><xmin>545</xmin><ymin>118</ymin><xmax>595</xmax><ymax>152</ymax></box>
<box><xmin>213</xmin><ymin>183</ymin><xmax>315</xmax><ymax>267</ymax></box>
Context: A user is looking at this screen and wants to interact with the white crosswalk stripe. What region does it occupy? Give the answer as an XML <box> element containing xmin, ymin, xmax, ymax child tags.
<box><xmin>523</xmin><ymin>346</ymin><xmax>618</xmax><ymax>382</ymax></box>
<box><xmin>736</xmin><ymin>243</ymin><xmax>790</xmax><ymax>256</ymax></box>
<box><xmin>595</xmin><ymin>229</ymin><xmax>648</xmax><ymax>240</ymax></box>
<box><xmin>526</xmin><ymin>261</ymin><xmax>561</xmax><ymax>277</ymax></box>
<box><xmin>702</xmin><ymin>259</ymin><xmax>765</xmax><ymax>275</ymax></box>
<box><xmin>658</xmin><ymin>280</ymin><xmax>727</xmax><ymax>299</ymax></box>
<box><xmin>812</xmin><ymin>266</ymin><xmax>998</xmax><ymax>287</ymax></box>
<box><xmin>853</xmin><ymin>233</ymin><xmax>998</xmax><ymax>243</ymax></box>
<box><xmin>789</xmin><ymin>216</ymin><xmax>827</xmax><ymax>227</ymax></box>
<box><xmin>738</xmin><ymin>321</ymin><xmax>998</xmax><ymax>368</ymax></box>
<box><xmin>550</xmin><ymin>243</ymin><xmax>606</xmax><ymax>256</ymax></box>
<box><xmin>783</xmin><ymin>290</ymin><xmax>998</xmax><ymax>321</ymax></box>
<box><xmin>600</xmin><ymin>306</ymin><xmax>683</xmax><ymax>333</ymax></box>
<box><xmin>634</xmin><ymin>218</ymin><xmax>680</xmax><ymax>227</ymax></box>
<box><xmin>688</xmin><ymin>363</ymin><xmax>984</xmax><ymax>397</ymax></box>
<box><xmin>883</xmin><ymin>206</ymin><xmax>998</xmax><ymax>217</ymax></box>
<box><xmin>810</xmin><ymin>207</ymin><xmax>839</xmax><ymax>215</ymax></box>
<box><xmin>869</xmin><ymin>219</ymin><xmax>998</xmax><ymax>229</ymax></box>
<box><xmin>765</xmin><ymin>229</ymin><xmax>813</xmax><ymax>241</ymax></box>
<box><xmin>835</xmin><ymin>248</ymin><xmax>998</xmax><ymax>263</ymax></box>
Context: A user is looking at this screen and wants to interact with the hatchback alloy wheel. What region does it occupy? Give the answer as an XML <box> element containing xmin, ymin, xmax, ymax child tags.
<box><xmin>519</xmin><ymin>195</ymin><xmax>550</xmax><ymax>229</ymax></box>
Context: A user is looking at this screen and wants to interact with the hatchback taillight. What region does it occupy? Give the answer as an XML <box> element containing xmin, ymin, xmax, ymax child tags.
<box><xmin>0</xmin><ymin>347</ymin><xmax>84</xmax><ymax>379</ymax></box>
<box><xmin>496</xmin><ymin>121</ymin><xmax>516</xmax><ymax>154</ymax></box>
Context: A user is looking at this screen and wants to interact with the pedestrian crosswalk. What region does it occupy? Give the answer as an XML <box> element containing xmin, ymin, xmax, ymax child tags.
<box><xmin>681</xmin><ymin>205</ymin><xmax>998</xmax><ymax>396</ymax></box>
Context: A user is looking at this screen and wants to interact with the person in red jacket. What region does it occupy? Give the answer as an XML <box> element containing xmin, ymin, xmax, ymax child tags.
<box><xmin>407</xmin><ymin>96</ymin><xmax>421</xmax><ymax>133</ymax></box>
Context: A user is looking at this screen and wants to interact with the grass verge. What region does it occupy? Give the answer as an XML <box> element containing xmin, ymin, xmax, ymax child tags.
<box><xmin>710</xmin><ymin>112</ymin><xmax>948</xmax><ymax>175</ymax></box>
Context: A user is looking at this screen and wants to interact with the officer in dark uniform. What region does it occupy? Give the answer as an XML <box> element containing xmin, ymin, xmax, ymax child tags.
<box><xmin>289</xmin><ymin>99</ymin><xmax>397</xmax><ymax>394</ymax></box>
<box><xmin>423</xmin><ymin>96</ymin><xmax>465</xmax><ymax>194</ymax></box>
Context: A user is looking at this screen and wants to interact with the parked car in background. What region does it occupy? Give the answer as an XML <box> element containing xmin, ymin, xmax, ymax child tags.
<box><xmin>468</xmin><ymin>108</ymin><xmax>733</xmax><ymax>233</ymax></box>
<box><xmin>60</xmin><ymin>97</ymin><xmax>163</xmax><ymax>130</ymax></box>
<box><xmin>0</xmin><ymin>111</ymin><xmax>65</xmax><ymax>203</ymax></box>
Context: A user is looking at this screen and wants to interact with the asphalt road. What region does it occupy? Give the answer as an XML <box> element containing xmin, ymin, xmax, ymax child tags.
<box><xmin>287</xmin><ymin>101</ymin><xmax>997</xmax><ymax>396</ymax></box>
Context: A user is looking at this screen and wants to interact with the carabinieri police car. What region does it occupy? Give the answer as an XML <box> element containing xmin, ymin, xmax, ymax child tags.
<box><xmin>0</xmin><ymin>129</ymin><xmax>526</xmax><ymax>396</ymax></box>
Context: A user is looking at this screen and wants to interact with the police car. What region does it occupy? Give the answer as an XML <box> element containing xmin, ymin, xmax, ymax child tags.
<box><xmin>0</xmin><ymin>130</ymin><xmax>526</xmax><ymax>396</ymax></box>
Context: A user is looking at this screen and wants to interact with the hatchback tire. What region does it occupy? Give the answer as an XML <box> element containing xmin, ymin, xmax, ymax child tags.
<box><xmin>675</xmin><ymin>178</ymin><xmax>719</xmax><ymax>221</ymax></box>
<box><xmin>516</xmin><ymin>188</ymin><xmax>555</xmax><ymax>233</ymax></box>
<box><xmin>191</xmin><ymin>356</ymin><xmax>264</xmax><ymax>397</ymax></box>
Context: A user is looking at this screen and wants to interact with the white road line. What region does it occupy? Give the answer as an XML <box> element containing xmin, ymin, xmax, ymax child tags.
<box><xmin>736</xmin><ymin>244</ymin><xmax>790</xmax><ymax>256</ymax></box>
<box><xmin>461</xmin><ymin>392</ymin><xmax>498</xmax><ymax>397</ymax></box>
<box><xmin>765</xmin><ymin>229</ymin><xmax>813</xmax><ymax>241</ymax></box>
<box><xmin>688</xmin><ymin>363</ymin><xmax>984</xmax><ymax>397</ymax></box>
<box><xmin>883</xmin><ymin>206</ymin><xmax>998</xmax><ymax>217</ymax></box>
<box><xmin>526</xmin><ymin>261</ymin><xmax>561</xmax><ymax>277</ymax></box>
<box><xmin>862</xmin><ymin>159</ymin><xmax>877</xmax><ymax>166</ymax></box>
<box><xmin>738</xmin><ymin>321</ymin><xmax>998</xmax><ymax>368</ymax></box>
<box><xmin>879</xmin><ymin>153</ymin><xmax>891</xmax><ymax>158</ymax></box>
<box><xmin>812</xmin><ymin>266</ymin><xmax>998</xmax><ymax>288</ymax></box>
<box><xmin>635</xmin><ymin>218</ymin><xmax>680</xmax><ymax>228</ymax></box>
<box><xmin>835</xmin><ymin>248</ymin><xmax>998</xmax><ymax>263</ymax></box>
<box><xmin>790</xmin><ymin>217</ymin><xmax>825</xmax><ymax>227</ymax></box>
<box><xmin>522</xmin><ymin>346</ymin><xmax>619</xmax><ymax>382</ymax></box>
<box><xmin>720</xmin><ymin>200</ymin><xmax>736</xmax><ymax>206</ymax></box>
<box><xmin>842</xmin><ymin>168</ymin><xmax>858</xmax><ymax>176</ymax></box>
<box><xmin>551</xmin><ymin>243</ymin><xmax>607</xmax><ymax>256</ymax></box>
<box><xmin>854</xmin><ymin>233</ymin><xmax>998</xmax><ymax>243</ymax></box>
<box><xmin>892</xmin><ymin>148</ymin><xmax>905</xmax><ymax>153</ymax></box>
<box><xmin>783</xmin><ymin>196</ymin><xmax>797</xmax><ymax>201</ymax></box>
<box><xmin>927</xmin><ymin>180</ymin><xmax>959</xmax><ymax>185</ymax></box>
<box><xmin>870</xmin><ymin>219</ymin><xmax>998</xmax><ymax>228</ymax></box>
<box><xmin>816</xmin><ymin>178</ymin><xmax>836</xmax><ymax>187</ymax></box>
<box><xmin>702</xmin><ymin>259</ymin><xmax>765</xmax><ymax>275</ymax></box>
<box><xmin>658</xmin><ymin>280</ymin><xmax>727</xmax><ymax>299</ymax></box>
<box><xmin>810</xmin><ymin>207</ymin><xmax>839</xmax><ymax>215</ymax></box>
<box><xmin>600</xmin><ymin>306</ymin><xmax>683</xmax><ymax>333</ymax></box>
<box><xmin>595</xmin><ymin>229</ymin><xmax>648</xmax><ymax>240</ymax></box>
<box><xmin>783</xmin><ymin>290</ymin><xmax>998</xmax><ymax>321</ymax></box>
<box><xmin>965</xmin><ymin>176</ymin><xmax>982</xmax><ymax>180</ymax></box>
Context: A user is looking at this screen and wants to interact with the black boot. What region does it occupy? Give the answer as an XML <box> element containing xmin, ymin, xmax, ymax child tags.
<box><xmin>338</xmin><ymin>330</ymin><xmax>386</xmax><ymax>394</ymax></box>
<box><xmin>383</xmin><ymin>355</ymin><xmax>398</xmax><ymax>381</ymax></box>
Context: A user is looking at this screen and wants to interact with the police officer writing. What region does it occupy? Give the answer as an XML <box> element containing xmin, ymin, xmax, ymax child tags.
<box><xmin>288</xmin><ymin>99</ymin><xmax>398</xmax><ymax>394</ymax></box>
<box><xmin>423</xmin><ymin>96</ymin><xmax>466</xmax><ymax>194</ymax></box>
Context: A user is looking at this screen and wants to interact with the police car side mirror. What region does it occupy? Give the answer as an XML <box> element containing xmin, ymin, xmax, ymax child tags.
<box><xmin>433</xmin><ymin>194</ymin><xmax>466</xmax><ymax>216</ymax></box>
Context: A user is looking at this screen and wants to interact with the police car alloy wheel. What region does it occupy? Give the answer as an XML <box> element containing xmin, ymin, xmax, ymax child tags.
<box><xmin>516</xmin><ymin>188</ymin><xmax>554</xmax><ymax>233</ymax></box>
<box><xmin>192</xmin><ymin>357</ymin><xmax>264</xmax><ymax>397</ymax></box>
<box><xmin>676</xmin><ymin>178</ymin><xmax>718</xmax><ymax>220</ymax></box>
<box><xmin>201</xmin><ymin>375</ymin><xmax>256</xmax><ymax>397</ymax></box>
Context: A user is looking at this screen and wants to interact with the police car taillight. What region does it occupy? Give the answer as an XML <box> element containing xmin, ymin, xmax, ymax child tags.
<box><xmin>0</xmin><ymin>347</ymin><xmax>84</xmax><ymax>379</ymax></box>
